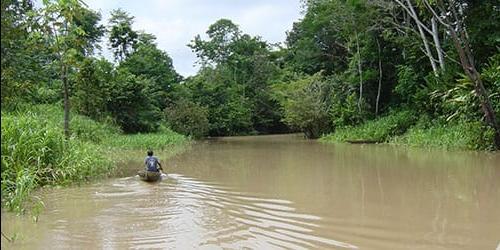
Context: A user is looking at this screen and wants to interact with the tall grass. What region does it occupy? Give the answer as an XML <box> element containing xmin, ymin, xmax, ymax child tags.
<box><xmin>2</xmin><ymin>105</ymin><xmax>189</xmax><ymax>213</ymax></box>
<box><xmin>322</xmin><ymin>110</ymin><xmax>417</xmax><ymax>143</ymax></box>
<box><xmin>391</xmin><ymin>120</ymin><xmax>495</xmax><ymax>150</ymax></box>
<box><xmin>102</xmin><ymin>128</ymin><xmax>188</xmax><ymax>150</ymax></box>
<box><xmin>321</xmin><ymin>108</ymin><xmax>495</xmax><ymax>150</ymax></box>
<box><xmin>1</xmin><ymin>110</ymin><xmax>113</xmax><ymax>213</ymax></box>
<box><xmin>26</xmin><ymin>104</ymin><xmax>121</xmax><ymax>143</ymax></box>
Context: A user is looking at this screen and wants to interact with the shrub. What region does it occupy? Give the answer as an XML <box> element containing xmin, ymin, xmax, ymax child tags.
<box><xmin>392</xmin><ymin>120</ymin><xmax>495</xmax><ymax>150</ymax></box>
<box><xmin>273</xmin><ymin>73</ymin><xmax>332</xmax><ymax>138</ymax></box>
<box><xmin>1</xmin><ymin>110</ymin><xmax>113</xmax><ymax>212</ymax></box>
<box><xmin>322</xmin><ymin>109</ymin><xmax>417</xmax><ymax>143</ymax></box>
<box><xmin>69</xmin><ymin>115</ymin><xmax>121</xmax><ymax>143</ymax></box>
<box><xmin>102</xmin><ymin>128</ymin><xmax>188</xmax><ymax>150</ymax></box>
<box><xmin>165</xmin><ymin>99</ymin><xmax>209</xmax><ymax>139</ymax></box>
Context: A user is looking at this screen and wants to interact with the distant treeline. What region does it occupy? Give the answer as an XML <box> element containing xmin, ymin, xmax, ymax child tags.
<box><xmin>2</xmin><ymin>0</ymin><xmax>499</xmax><ymax>148</ymax></box>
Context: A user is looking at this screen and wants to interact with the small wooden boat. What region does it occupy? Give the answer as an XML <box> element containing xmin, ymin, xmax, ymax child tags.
<box><xmin>137</xmin><ymin>170</ymin><xmax>162</xmax><ymax>182</ymax></box>
<box><xmin>345</xmin><ymin>139</ymin><xmax>380</xmax><ymax>144</ymax></box>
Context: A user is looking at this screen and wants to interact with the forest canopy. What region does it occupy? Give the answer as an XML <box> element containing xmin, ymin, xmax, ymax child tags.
<box><xmin>2</xmin><ymin>0</ymin><xmax>499</xmax><ymax>148</ymax></box>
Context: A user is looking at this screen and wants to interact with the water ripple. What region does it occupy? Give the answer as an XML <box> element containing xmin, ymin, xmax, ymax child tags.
<box><xmin>102</xmin><ymin>173</ymin><xmax>359</xmax><ymax>249</ymax></box>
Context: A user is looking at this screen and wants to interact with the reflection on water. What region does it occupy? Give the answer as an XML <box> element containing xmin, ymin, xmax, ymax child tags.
<box><xmin>2</xmin><ymin>134</ymin><xmax>500</xmax><ymax>249</ymax></box>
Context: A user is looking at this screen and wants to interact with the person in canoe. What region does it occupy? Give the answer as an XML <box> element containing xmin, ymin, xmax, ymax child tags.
<box><xmin>139</xmin><ymin>150</ymin><xmax>163</xmax><ymax>181</ymax></box>
<box><xmin>145</xmin><ymin>150</ymin><xmax>163</xmax><ymax>172</ymax></box>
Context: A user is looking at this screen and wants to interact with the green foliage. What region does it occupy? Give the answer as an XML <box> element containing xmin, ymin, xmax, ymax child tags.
<box><xmin>188</xmin><ymin>72</ymin><xmax>254</xmax><ymax>136</ymax></box>
<box><xmin>463</xmin><ymin>0</ymin><xmax>500</xmax><ymax>69</ymax></box>
<box><xmin>392</xmin><ymin>120</ymin><xmax>495</xmax><ymax>151</ymax></box>
<box><xmin>394</xmin><ymin>65</ymin><xmax>420</xmax><ymax>103</ymax></box>
<box><xmin>107</xmin><ymin>68</ymin><xmax>163</xmax><ymax>133</ymax></box>
<box><xmin>120</xmin><ymin>33</ymin><xmax>181</xmax><ymax>110</ymax></box>
<box><xmin>323</xmin><ymin>109</ymin><xmax>417</xmax><ymax>143</ymax></box>
<box><xmin>102</xmin><ymin>129</ymin><xmax>188</xmax><ymax>150</ymax></box>
<box><xmin>69</xmin><ymin>115</ymin><xmax>121</xmax><ymax>143</ymax></box>
<box><xmin>1</xmin><ymin>0</ymin><xmax>53</xmax><ymax>108</ymax></box>
<box><xmin>482</xmin><ymin>53</ymin><xmax>500</xmax><ymax>118</ymax></box>
<box><xmin>41</xmin><ymin>0</ymin><xmax>104</xmax><ymax>64</ymax></box>
<box><xmin>74</xmin><ymin>55</ymin><xmax>176</xmax><ymax>134</ymax></box>
<box><xmin>165</xmin><ymin>99</ymin><xmax>209</xmax><ymax>139</ymax></box>
<box><xmin>184</xmin><ymin>20</ymin><xmax>283</xmax><ymax>136</ymax></box>
<box><xmin>285</xmin><ymin>0</ymin><xmax>350</xmax><ymax>75</ymax></box>
<box><xmin>189</xmin><ymin>19</ymin><xmax>241</xmax><ymax>65</ymax></box>
<box><xmin>21</xmin><ymin>104</ymin><xmax>121</xmax><ymax>143</ymax></box>
<box><xmin>1</xmin><ymin>107</ymin><xmax>113</xmax><ymax>213</ymax></box>
<box><xmin>273</xmin><ymin>73</ymin><xmax>332</xmax><ymax>138</ymax></box>
<box><xmin>330</xmin><ymin>92</ymin><xmax>369</xmax><ymax>128</ymax></box>
<box><xmin>73</xmin><ymin>57</ymin><xmax>113</xmax><ymax>120</ymax></box>
<box><xmin>426</xmin><ymin>54</ymin><xmax>499</xmax><ymax>122</ymax></box>
<box><xmin>108</xmin><ymin>8</ymin><xmax>138</xmax><ymax>61</ymax></box>
<box><xmin>1</xmin><ymin>105</ymin><xmax>188</xmax><ymax>212</ymax></box>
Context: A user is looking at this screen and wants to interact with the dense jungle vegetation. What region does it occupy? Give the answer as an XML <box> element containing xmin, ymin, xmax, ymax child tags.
<box><xmin>1</xmin><ymin>0</ymin><xmax>499</xmax><ymax>211</ymax></box>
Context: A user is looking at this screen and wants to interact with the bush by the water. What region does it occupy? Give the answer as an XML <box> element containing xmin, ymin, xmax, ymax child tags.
<box><xmin>102</xmin><ymin>127</ymin><xmax>188</xmax><ymax>150</ymax></box>
<box><xmin>1</xmin><ymin>105</ymin><xmax>188</xmax><ymax>213</ymax></box>
<box><xmin>391</xmin><ymin>120</ymin><xmax>495</xmax><ymax>150</ymax></box>
<box><xmin>165</xmin><ymin>99</ymin><xmax>209</xmax><ymax>139</ymax></box>
<box><xmin>1</xmin><ymin>109</ymin><xmax>113</xmax><ymax>213</ymax></box>
<box><xmin>322</xmin><ymin>110</ymin><xmax>417</xmax><ymax>143</ymax></box>
<box><xmin>26</xmin><ymin>105</ymin><xmax>121</xmax><ymax>143</ymax></box>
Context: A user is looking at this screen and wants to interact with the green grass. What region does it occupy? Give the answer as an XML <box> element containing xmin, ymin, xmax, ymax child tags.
<box><xmin>1</xmin><ymin>110</ymin><xmax>113</xmax><ymax>213</ymax></box>
<box><xmin>102</xmin><ymin>127</ymin><xmax>188</xmax><ymax>150</ymax></box>
<box><xmin>26</xmin><ymin>104</ymin><xmax>121</xmax><ymax>143</ymax></box>
<box><xmin>321</xmin><ymin>109</ymin><xmax>495</xmax><ymax>150</ymax></box>
<box><xmin>322</xmin><ymin>110</ymin><xmax>417</xmax><ymax>143</ymax></box>
<box><xmin>1</xmin><ymin>105</ymin><xmax>188</xmax><ymax>213</ymax></box>
<box><xmin>391</xmin><ymin>120</ymin><xmax>495</xmax><ymax>150</ymax></box>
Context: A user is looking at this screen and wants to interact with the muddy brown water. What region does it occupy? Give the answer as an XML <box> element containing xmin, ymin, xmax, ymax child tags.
<box><xmin>2</xmin><ymin>134</ymin><xmax>500</xmax><ymax>249</ymax></box>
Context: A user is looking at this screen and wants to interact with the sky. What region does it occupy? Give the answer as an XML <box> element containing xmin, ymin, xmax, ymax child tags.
<box><xmin>81</xmin><ymin>0</ymin><xmax>304</xmax><ymax>77</ymax></box>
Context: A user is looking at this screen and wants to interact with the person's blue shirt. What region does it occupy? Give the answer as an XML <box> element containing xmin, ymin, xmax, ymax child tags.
<box><xmin>144</xmin><ymin>156</ymin><xmax>161</xmax><ymax>172</ymax></box>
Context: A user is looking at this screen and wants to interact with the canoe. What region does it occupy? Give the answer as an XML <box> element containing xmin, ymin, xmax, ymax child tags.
<box><xmin>345</xmin><ymin>139</ymin><xmax>380</xmax><ymax>144</ymax></box>
<box><xmin>137</xmin><ymin>170</ymin><xmax>162</xmax><ymax>182</ymax></box>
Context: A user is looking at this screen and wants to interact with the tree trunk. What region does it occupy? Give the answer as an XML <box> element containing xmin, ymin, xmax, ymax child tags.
<box><xmin>431</xmin><ymin>17</ymin><xmax>445</xmax><ymax>70</ymax></box>
<box><xmin>376</xmin><ymin>38</ymin><xmax>382</xmax><ymax>116</ymax></box>
<box><xmin>62</xmin><ymin>65</ymin><xmax>70</xmax><ymax>139</ymax></box>
<box><xmin>355</xmin><ymin>32</ymin><xmax>363</xmax><ymax>113</ymax></box>
<box><xmin>448</xmin><ymin>29</ymin><xmax>500</xmax><ymax>148</ymax></box>
<box><xmin>433</xmin><ymin>1</ymin><xmax>500</xmax><ymax>149</ymax></box>
<box><xmin>396</xmin><ymin>0</ymin><xmax>439</xmax><ymax>75</ymax></box>
<box><xmin>404</xmin><ymin>0</ymin><xmax>500</xmax><ymax>148</ymax></box>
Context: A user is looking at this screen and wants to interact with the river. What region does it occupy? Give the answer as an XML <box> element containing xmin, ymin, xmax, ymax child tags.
<box><xmin>2</xmin><ymin>134</ymin><xmax>499</xmax><ymax>249</ymax></box>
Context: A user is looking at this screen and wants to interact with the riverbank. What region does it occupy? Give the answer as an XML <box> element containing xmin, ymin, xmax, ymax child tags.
<box><xmin>321</xmin><ymin>110</ymin><xmax>496</xmax><ymax>151</ymax></box>
<box><xmin>1</xmin><ymin>105</ymin><xmax>189</xmax><ymax>214</ymax></box>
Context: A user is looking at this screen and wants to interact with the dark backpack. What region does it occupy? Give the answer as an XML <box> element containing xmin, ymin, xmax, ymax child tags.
<box><xmin>146</xmin><ymin>157</ymin><xmax>158</xmax><ymax>172</ymax></box>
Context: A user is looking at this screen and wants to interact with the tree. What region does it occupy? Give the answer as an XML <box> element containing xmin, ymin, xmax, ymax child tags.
<box><xmin>40</xmin><ymin>0</ymin><xmax>105</xmax><ymax>139</ymax></box>
<box><xmin>183</xmin><ymin>67</ymin><xmax>253</xmax><ymax>136</ymax></box>
<box><xmin>73</xmin><ymin>57</ymin><xmax>114</xmax><ymax>119</ymax></box>
<box><xmin>273</xmin><ymin>73</ymin><xmax>332</xmax><ymax>138</ymax></box>
<box><xmin>108</xmin><ymin>8</ymin><xmax>138</xmax><ymax>61</ymax></box>
<box><xmin>189</xmin><ymin>19</ymin><xmax>241</xmax><ymax>66</ymax></box>
<box><xmin>285</xmin><ymin>0</ymin><xmax>350</xmax><ymax>75</ymax></box>
<box><xmin>73</xmin><ymin>6</ymin><xmax>105</xmax><ymax>56</ymax></box>
<box><xmin>285</xmin><ymin>0</ymin><xmax>386</xmax><ymax>115</ymax></box>
<box><xmin>186</xmin><ymin>19</ymin><xmax>285</xmax><ymax>135</ymax></box>
<box><xmin>391</xmin><ymin>0</ymin><xmax>500</xmax><ymax>148</ymax></box>
<box><xmin>107</xmin><ymin>68</ymin><xmax>162</xmax><ymax>133</ymax></box>
<box><xmin>1</xmin><ymin>0</ymin><xmax>53</xmax><ymax>107</ymax></box>
<box><xmin>392</xmin><ymin>0</ymin><xmax>445</xmax><ymax>75</ymax></box>
<box><xmin>165</xmin><ymin>98</ymin><xmax>209</xmax><ymax>139</ymax></box>
<box><xmin>120</xmin><ymin>32</ymin><xmax>181</xmax><ymax>110</ymax></box>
